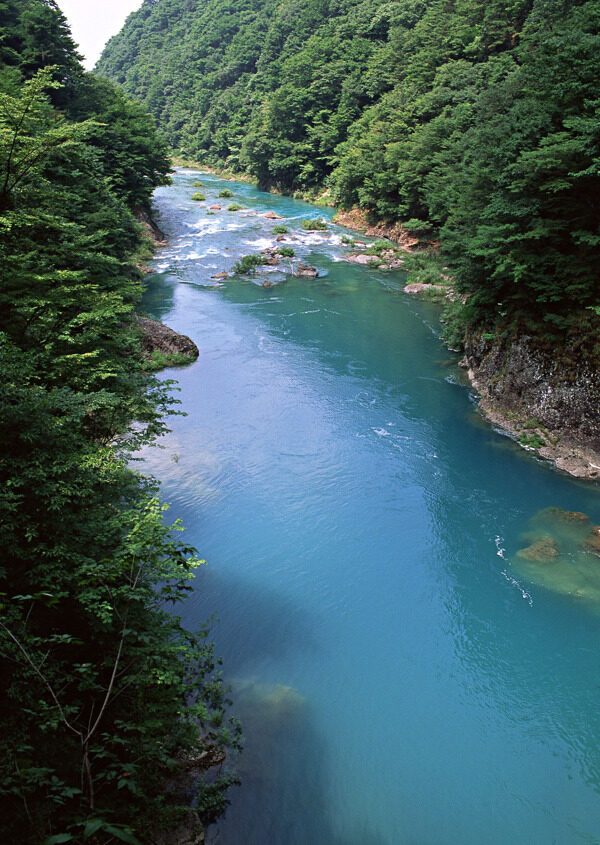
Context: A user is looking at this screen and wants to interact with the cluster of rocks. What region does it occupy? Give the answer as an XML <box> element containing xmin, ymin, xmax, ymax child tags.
<box><xmin>345</xmin><ymin>249</ymin><xmax>405</xmax><ymax>270</ymax></box>
<box><xmin>260</xmin><ymin>247</ymin><xmax>318</xmax><ymax>277</ymax></box>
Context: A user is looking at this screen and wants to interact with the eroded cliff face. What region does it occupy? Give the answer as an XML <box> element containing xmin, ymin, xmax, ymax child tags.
<box><xmin>464</xmin><ymin>332</ymin><xmax>600</xmax><ymax>480</ymax></box>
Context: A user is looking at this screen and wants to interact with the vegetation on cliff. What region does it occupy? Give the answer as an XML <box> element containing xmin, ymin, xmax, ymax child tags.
<box><xmin>98</xmin><ymin>0</ymin><xmax>600</xmax><ymax>342</ymax></box>
<box><xmin>0</xmin><ymin>2</ymin><xmax>239</xmax><ymax>842</ymax></box>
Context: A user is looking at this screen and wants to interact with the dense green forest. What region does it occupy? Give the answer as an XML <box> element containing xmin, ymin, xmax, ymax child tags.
<box><xmin>0</xmin><ymin>2</ymin><xmax>239</xmax><ymax>842</ymax></box>
<box><xmin>98</xmin><ymin>0</ymin><xmax>600</xmax><ymax>340</ymax></box>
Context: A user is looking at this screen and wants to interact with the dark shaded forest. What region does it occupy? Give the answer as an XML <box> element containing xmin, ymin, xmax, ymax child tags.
<box><xmin>0</xmin><ymin>2</ymin><xmax>239</xmax><ymax>842</ymax></box>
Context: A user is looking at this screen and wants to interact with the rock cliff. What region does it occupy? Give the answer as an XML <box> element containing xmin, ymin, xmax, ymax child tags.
<box><xmin>465</xmin><ymin>332</ymin><xmax>600</xmax><ymax>480</ymax></box>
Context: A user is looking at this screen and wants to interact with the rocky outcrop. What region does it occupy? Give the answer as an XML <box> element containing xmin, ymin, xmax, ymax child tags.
<box><xmin>135</xmin><ymin>207</ymin><xmax>167</xmax><ymax>245</ymax></box>
<box><xmin>403</xmin><ymin>282</ymin><xmax>454</xmax><ymax>299</ymax></box>
<box><xmin>138</xmin><ymin>316</ymin><xmax>199</xmax><ymax>362</ymax></box>
<box><xmin>346</xmin><ymin>250</ymin><xmax>405</xmax><ymax>270</ymax></box>
<box><xmin>464</xmin><ymin>332</ymin><xmax>600</xmax><ymax>479</ymax></box>
<box><xmin>333</xmin><ymin>208</ymin><xmax>421</xmax><ymax>251</ymax></box>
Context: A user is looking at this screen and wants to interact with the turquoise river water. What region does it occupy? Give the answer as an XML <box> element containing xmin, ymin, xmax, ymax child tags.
<box><xmin>140</xmin><ymin>170</ymin><xmax>600</xmax><ymax>844</ymax></box>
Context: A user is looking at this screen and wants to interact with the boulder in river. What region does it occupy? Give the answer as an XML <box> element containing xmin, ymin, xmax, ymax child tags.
<box><xmin>138</xmin><ymin>315</ymin><xmax>199</xmax><ymax>367</ymax></box>
<box><xmin>211</xmin><ymin>271</ymin><xmax>229</xmax><ymax>280</ymax></box>
<box><xmin>346</xmin><ymin>253</ymin><xmax>372</xmax><ymax>265</ymax></box>
<box><xmin>209</xmin><ymin>204</ymin><xmax>221</xmax><ymax>210</ymax></box>
<box><xmin>262</xmin><ymin>211</ymin><xmax>283</xmax><ymax>219</ymax></box>
<box><xmin>294</xmin><ymin>262</ymin><xmax>319</xmax><ymax>278</ymax></box>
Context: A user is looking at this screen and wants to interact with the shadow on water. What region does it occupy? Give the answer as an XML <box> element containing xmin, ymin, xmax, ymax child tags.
<box><xmin>139</xmin><ymin>271</ymin><xmax>178</xmax><ymax>321</ymax></box>
<box><xmin>182</xmin><ymin>566</ymin><xmax>320</xmax><ymax>679</ymax></box>
<box><xmin>208</xmin><ymin>678</ymin><xmax>388</xmax><ymax>845</ymax></box>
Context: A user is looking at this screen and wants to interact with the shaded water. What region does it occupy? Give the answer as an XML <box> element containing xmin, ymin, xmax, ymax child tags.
<box><xmin>141</xmin><ymin>170</ymin><xmax>600</xmax><ymax>844</ymax></box>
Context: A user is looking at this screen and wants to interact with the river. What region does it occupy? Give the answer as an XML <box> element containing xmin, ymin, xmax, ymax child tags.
<box><xmin>140</xmin><ymin>169</ymin><xmax>600</xmax><ymax>844</ymax></box>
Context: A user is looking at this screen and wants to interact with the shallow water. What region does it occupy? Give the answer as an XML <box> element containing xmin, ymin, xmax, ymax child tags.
<box><xmin>141</xmin><ymin>170</ymin><xmax>600</xmax><ymax>844</ymax></box>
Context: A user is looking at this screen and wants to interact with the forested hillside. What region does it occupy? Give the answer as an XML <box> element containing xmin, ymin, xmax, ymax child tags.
<box><xmin>0</xmin><ymin>2</ymin><xmax>238</xmax><ymax>842</ymax></box>
<box><xmin>98</xmin><ymin>0</ymin><xmax>599</xmax><ymax>339</ymax></box>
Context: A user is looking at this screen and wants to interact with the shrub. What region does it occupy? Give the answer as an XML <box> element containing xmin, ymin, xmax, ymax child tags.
<box><xmin>520</xmin><ymin>433</ymin><xmax>546</xmax><ymax>449</ymax></box>
<box><xmin>301</xmin><ymin>218</ymin><xmax>327</xmax><ymax>230</ymax></box>
<box><xmin>273</xmin><ymin>225</ymin><xmax>288</xmax><ymax>234</ymax></box>
<box><xmin>141</xmin><ymin>350</ymin><xmax>197</xmax><ymax>371</ymax></box>
<box><xmin>278</xmin><ymin>246</ymin><xmax>294</xmax><ymax>257</ymax></box>
<box><xmin>341</xmin><ymin>234</ymin><xmax>355</xmax><ymax>245</ymax></box>
<box><xmin>365</xmin><ymin>239</ymin><xmax>395</xmax><ymax>255</ymax></box>
<box><xmin>228</xmin><ymin>203</ymin><xmax>242</xmax><ymax>211</ymax></box>
<box><xmin>192</xmin><ymin>192</ymin><xmax>205</xmax><ymax>201</ymax></box>
<box><xmin>218</xmin><ymin>188</ymin><xmax>233</xmax><ymax>198</ymax></box>
<box><xmin>440</xmin><ymin>300</ymin><xmax>468</xmax><ymax>351</ymax></box>
<box><xmin>233</xmin><ymin>254</ymin><xmax>266</xmax><ymax>273</ymax></box>
<box><xmin>193</xmin><ymin>180</ymin><xmax>204</xmax><ymax>187</ymax></box>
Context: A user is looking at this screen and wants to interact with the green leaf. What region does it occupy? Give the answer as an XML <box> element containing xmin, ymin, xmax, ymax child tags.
<box><xmin>83</xmin><ymin>819</ymin><xmax>105</xmax><ymax>837</ymax></box>
<box><xmin>102</xmin><ymin>825</ymin><xmax>142</xmax><ymax>844</ymax></box>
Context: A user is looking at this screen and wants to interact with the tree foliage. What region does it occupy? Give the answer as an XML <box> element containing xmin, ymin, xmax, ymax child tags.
<box><xmin>0</xmin><ymin>4</ymin><xmax>239</xmax><ymax>843</ymax></box>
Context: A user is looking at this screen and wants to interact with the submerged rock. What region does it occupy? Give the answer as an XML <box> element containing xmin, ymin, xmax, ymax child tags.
<box><xmin>517</xmin><ymin>537</ymin><xmax>560</xmax><ymax>562</ymax></box>
<box><xmin>512</xmin><ymin>507</ymin><xmax>600</xmax><ymax>608</ymax></box>
<box><xmin>541</xmin><ymin>507</ymin><xmax>591</xmax><ymax>524</ymax></box>
<box><xmin>582</xmin><ymin>527</ymin><xmax>600</xmax><ymax>555</ymax></box>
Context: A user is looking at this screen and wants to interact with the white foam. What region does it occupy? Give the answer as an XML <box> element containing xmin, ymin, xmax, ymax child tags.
<box><xmin>243</xmin><ymin>237</ymin><xmax>273</xmax><ymax>250</ymax></box>
<box><xmin>373</xmin><ymin>427</ymin><xmax>391</xmax><ymax>437</ymax></box>
<box><xmin>501</xmin><ymin>568</ymin><xmax>534</xmax><ymax>606</ymax></box>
